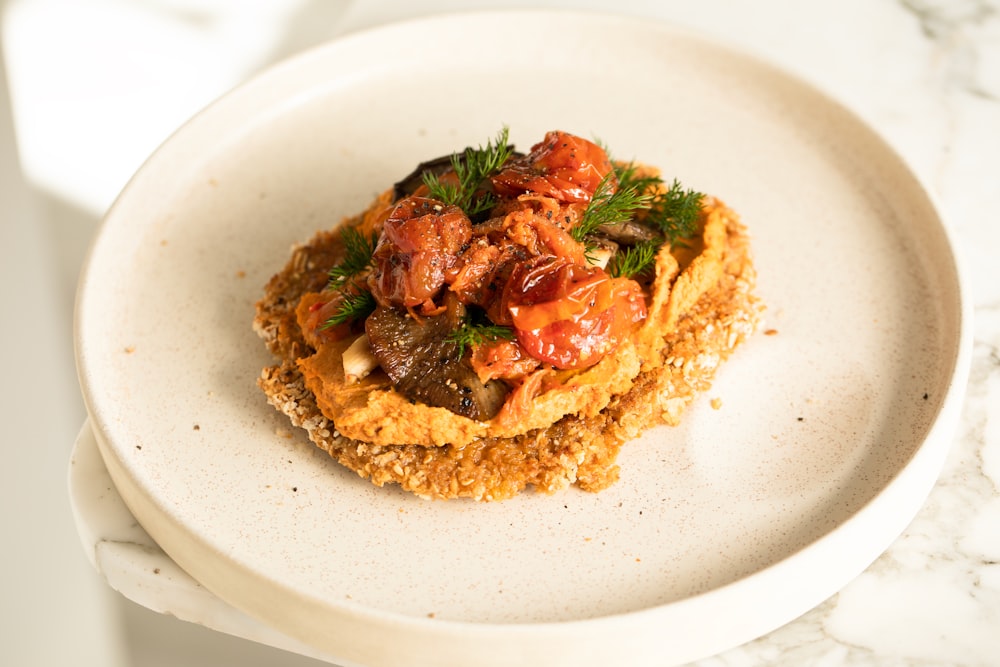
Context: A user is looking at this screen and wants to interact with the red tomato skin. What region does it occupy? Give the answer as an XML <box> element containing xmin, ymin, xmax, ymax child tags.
<box><xmin>516</xmin><ymin>309</ymin><xmax>616</xmax><ymax>369</ymax></box>
<box><xmin>368</xmin><ymin>196</ymin><xmax>472</xmax><ymax>309</ymax></box>
<box><xmin>491</xmin><ymin>130</ymin><xmax>615</xmax><ymax>203</ymax></box>
<box><xmin>505</xmin><ymin>256</ymin><xmax>647</xmax><ymax>370</ymax></box>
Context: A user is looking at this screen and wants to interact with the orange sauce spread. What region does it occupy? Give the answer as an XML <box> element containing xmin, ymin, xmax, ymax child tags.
<box><xmin>293</xmin><ymin>130</ymin><xmax>732</xmax><ymax>447</ymax></box>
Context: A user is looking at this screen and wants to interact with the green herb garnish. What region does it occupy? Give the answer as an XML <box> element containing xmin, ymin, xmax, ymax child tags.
<box><xmin>608</xmin><ymin>239</ymin><xmax>659</xmax><ymax>278</ymax></box>
<box><xmin>646</xmin><ymin>178</ymin><xmax>704</xmax><ymax>244</ymax></box>
<box><xmin>613</xmin><ymin>161</ymin><xmax>663</xmax><ymax>198</ymax></box>
<box><xmin>422</xmin><ymin>126</ymin><xmax>514</xmax><ymax>217</ymax></box>
<box><xmin>321</xmin><ymin>289</ymin><xmax>376</xmax><ymax>330</ymax></box>
<box><xmin>446</xmin><ymin>318</ymin><xmax>515</xmax><ymax>360</ymax></box>
<box><xmin>612</xmin><ymin>161</ymin><xmax>703</xmax><ymax>246</ymax></box>
<box><xmin>320</xmin><ymin>225</ymin><xmax>379</xmax><ymax>327</ymax></box>
<box><xmin>572</xmin><ymin>172</ymin><xmax>654</xmax><ymax>243</ymax></box>
<box><xmin>327</xmin><ymin>226</ymin><xmax>378</xmax><ymax>289</ymax></box>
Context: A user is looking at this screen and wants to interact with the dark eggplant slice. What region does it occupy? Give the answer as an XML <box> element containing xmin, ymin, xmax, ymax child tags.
<box><xmin>365</xmin><ymin>305</ymin><xmax>508</xmax><ymax>421</ymax></box>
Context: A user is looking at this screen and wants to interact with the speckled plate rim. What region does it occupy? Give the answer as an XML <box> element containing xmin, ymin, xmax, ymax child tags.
<box><xmin>74</xmin><ymin>10</ymin><xmax>973</xmax><ymax>667</ymax></box>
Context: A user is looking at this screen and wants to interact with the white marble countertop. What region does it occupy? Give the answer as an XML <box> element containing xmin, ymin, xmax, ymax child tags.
<box><xmin>5</xmin><ymin>0</ymin><xmax>999</xmax><ymax>665</ymax></box>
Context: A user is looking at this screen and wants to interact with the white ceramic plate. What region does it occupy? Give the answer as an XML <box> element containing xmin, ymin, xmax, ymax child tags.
<box><xmin>75</xmin><ymin>11</ymin><xmax>971</xmax><ymax>667</ymax></box>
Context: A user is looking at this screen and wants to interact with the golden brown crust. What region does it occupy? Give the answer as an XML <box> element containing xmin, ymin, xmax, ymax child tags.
<box><xmin>254</xmin><ymin>197</ymin><xmax>761</xmax><ymax>501</ymax></box>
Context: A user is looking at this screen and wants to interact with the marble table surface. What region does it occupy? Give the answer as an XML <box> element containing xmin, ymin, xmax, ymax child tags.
<box><xmin>9</xmin><ymin>0</ymin><xmax>996</xmax><ymax>664</ymax></box>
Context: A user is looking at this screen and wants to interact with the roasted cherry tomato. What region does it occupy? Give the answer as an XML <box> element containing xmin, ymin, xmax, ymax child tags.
<box><xmin>491</xmin><ymin>130</ymin><xmax>615</xmax><ymax>203</ymax></box>
<box><xmin>469</xmin><ymin>338</ymin><xmax>541</xmax><ymax>383</ymax></box>
<box><xmin>504</xmin><ymin>256</ymin><xmax>647</xmax><ymax>369</ymax></box>
<box><xmin>368</xmin><ymin>196</ymin><xmax>472</xmax><ymax>310</ymax></box>
<box><xmin>295</xmin><ymin>291</ymin><xmax>354</xmax><ymax>347</ymax></box>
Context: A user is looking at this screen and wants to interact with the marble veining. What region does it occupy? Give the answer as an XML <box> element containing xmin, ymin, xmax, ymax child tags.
<box><xmin>902</xmin><ymin>0</ymin><xmax>999</xmax><ymax>100</ymax></box>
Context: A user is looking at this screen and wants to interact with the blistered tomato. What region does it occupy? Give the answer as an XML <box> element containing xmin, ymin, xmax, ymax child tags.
<box><xmin>368</xmin><ymin>196</ymin><xmax>472</xmax><ymax>310</ymax></box>
<box><xmin>505</xmin><ymin>256</ymin><xmax>647</xmax><ymax>369</ymax></box>
<box><xmin>491</xmin><ymin>130</ymin><xmax>615</xmax><ymax>203</ymax></box>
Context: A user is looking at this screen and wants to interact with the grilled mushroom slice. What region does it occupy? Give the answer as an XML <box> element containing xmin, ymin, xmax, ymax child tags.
<box><xmin>595</xmin><ymin>219</ymin><xmax>660</xmax><ymax>246</ymax></box>
<box><xmin>365</xmin><ymin>304</ymin><xmax>509</xmax><ymax>421</ymax></box>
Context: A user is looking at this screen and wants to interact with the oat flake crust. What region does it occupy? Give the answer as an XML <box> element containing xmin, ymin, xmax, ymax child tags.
<box><xmin>254</xmin><ymin>198</ymin><xmax>761</xmax><ymax>501</ymax></box>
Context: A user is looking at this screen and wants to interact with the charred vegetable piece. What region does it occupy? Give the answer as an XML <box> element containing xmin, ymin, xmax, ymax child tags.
<box><xmin>393</xmin><ymin>155</ymin><xmax>455</xmax><ymax>201</ymax></box>
<box><xmin>594</xmin><ymin>219</ymin><xmax>659</xmax><ymax>246</ymax></box>
<box><xmin>365</xmin><ymin>304</ymin><xmax>509</xmax><ymax>421</ymax></box>
<box><xmin>392</xmin><ymin>138</ymin><xmax>522</xmax><ymax>213</ymax></box>
<box><xmin>421</xmin><ymin>129</ymin><xmax>515</xmax><ymax>218</ymax></box>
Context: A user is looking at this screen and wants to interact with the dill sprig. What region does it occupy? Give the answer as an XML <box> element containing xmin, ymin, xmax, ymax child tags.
<box><xmin>612</xmin><ymin>161</ymin><xmax>704</xmax><ymax>246</ymax></box>
<box><xmin>446</xmin><ymin>318</ymin><xmax>515</xmax><ymax>359</ymax></box>
<box><xmin>608</xmin><ymin>239</ymin><xmax>659</xmax><ymax>278</ymax></box>
<box><xmin>614</xmin><ymin>161</ymin><xmax>662</xmax><ymax>197</ymax></box>
<box><xmin>572</xmin><ymin>172</ymin><xmax>654</xmax><ymax>242</ymax></box>
<box><xmin>327</xmin><ymin>226</ymin><xmax>378</xmax><ymax>289</ymax></box>
<box><xmin>321</xmin><ymin>225</ymin><xmax>379</xmax><ymax>327</ymax></box>
<box><xmin>422</xmin><ymin>126</ymin><xmax>513</xmax><ymax>217</ymax></box>
<box><xmin>321</xmin><ymin>289</ymin><xmax>376</xmax><ymax>330</ymax></box>
<box><xmin>646</xmin><ymin>179</ymin><xmax>704</xmax><ymax>244</ymax></box>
